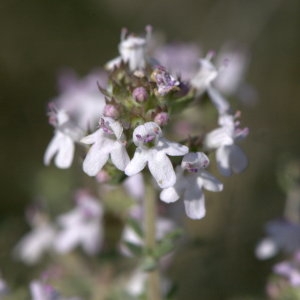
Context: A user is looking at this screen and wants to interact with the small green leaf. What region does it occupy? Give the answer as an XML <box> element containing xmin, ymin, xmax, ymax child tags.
<box><xmin>141</xmin><ymin>256</ymin><xmax>158</xmax><ymax>272</ymax></box>
<box><xmin>123</xmin><ymin>241</ymin><xmax>143</xmax><ymax>256</ymax></box>
<box><xmin>153</xmin><ymin>240</ymin><xmax>174</xmax><ymax>258</ymax></box>
<box><xmin>153</xmin><ymin>229</ymin><xmax>183</xmax><ymax>258</ymax></box>
<box><xmin>127</xmin><ymin>218</ymin><xmax>144</xmax><ymax>238</ymax></box>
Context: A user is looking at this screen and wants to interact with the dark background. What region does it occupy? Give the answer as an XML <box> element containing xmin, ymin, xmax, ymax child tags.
<box><xmin>1</xmin><ymin>0</ymin><xmax>300</xmax><ymax>299</ymax></box>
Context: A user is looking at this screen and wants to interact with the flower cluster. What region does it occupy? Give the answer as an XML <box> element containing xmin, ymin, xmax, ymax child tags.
<box><xmin>44</xmin><ymin>27</ymin><xmax>249</xmax><ymax>221</ymax></box>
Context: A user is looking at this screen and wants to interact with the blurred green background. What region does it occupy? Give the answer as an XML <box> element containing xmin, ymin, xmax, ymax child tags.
<box><xmin>1</xmin><ymin>0</ymin><xmax>300</xmax><ymax>299</ymax></box>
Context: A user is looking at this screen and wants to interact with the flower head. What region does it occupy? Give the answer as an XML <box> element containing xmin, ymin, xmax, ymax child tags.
<box><xmin>160</xmin><ymin>152</ymin><xmax>223</xmax><ymax>219</ymax></box>
<box><xmin>125</xmin><ymin>122</ymin><xmax>188</xmax><ymax>188</ymax></box>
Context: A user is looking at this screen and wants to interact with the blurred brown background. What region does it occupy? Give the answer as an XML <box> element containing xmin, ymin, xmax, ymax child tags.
<box><xmin>1</xmin><ymin>0</ymin><xmax>300</xmax><ymax>299</ymax></box>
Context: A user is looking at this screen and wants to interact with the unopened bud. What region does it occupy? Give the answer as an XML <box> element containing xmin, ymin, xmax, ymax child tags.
<box><xmin>96</xmin><ymin>170</ymin><xmax>111</xmax><ymax>183</ymax></box>
<box><xmin>133</xmin><ymin>87</ymin><xmax>148</xmax><ymax>103</ymax></box>
<box><xmin>103</xmin><ymin>104</ymin><xmax>119</xmax><ymax>119</ymax></box>
<box><xmin>154</xmin><ymin>112</ymin><xmax>169</xmax><ymax>126</ymax></box>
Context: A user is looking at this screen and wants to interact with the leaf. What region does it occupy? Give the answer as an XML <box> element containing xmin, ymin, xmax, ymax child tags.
<box><xmin>123</xmin><ymin>241</ymin><xmax>143</xmax><ymax>256</ymax></box>
<box><xmin>127</xmin><ymin>218</ymin><xmax>144</xmax><ymax>238</ymax></box>
<box><xmin>153</xmin><ymin>229</ymin><xmax>183</xmax><ymax>258</ymax></box>
<box><xmin>141</xmin><ymin>256</ymin><xmax>158</xmax><ymax>272</ymax></box>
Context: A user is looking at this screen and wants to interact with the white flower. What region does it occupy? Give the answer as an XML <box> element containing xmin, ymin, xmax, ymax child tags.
<box><xmin>54</xmin><ymin>191</ymin><xmax>103</xmax><ymax>255</ymax></box>
<box><xmin>191</xmin><ymin>52</ymin><xmax>230</xmax><ymax>114</ymax></box>
<box><xmin>125</xmin><ymin>122</ymin><xmax>189</xmax><ymax>188</ymax></box>
<box><xmin>160</xmin><ymin>152</ymin><xmax>223</xmax><ymax>219</ymax></box>
<box><xmin>205</xmin><ymin>112</ymin><xmax>249</xmax><ymax>176</ymax></box>
<box><xmin>106</xmin><ymin>27</ymin><xmax>151</xmax><ymax>71</ymax></box>
<box><xmin>81</xmin><ymin>117</ymin><xmax>130</xmax><ymax>176</ymax></box>
<box><xmin>44</xmin><ymin>109</ymin><xmax>84</xmax><ymax>169</ymax></box>
<box><xmin>14</xmin><ymin>222</ymin><xmax>56</xmax><ymax>265</ymax></box>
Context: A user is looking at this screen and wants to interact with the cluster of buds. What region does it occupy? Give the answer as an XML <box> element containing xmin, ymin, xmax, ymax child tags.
<box><xmin>44</xmin><ymin>26</ymin><xmax>249</xmax><ymax>220</ymax></box>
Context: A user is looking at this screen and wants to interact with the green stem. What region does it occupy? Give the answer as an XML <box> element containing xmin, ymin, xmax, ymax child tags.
<box><xmin>145</xmin><ymin>186</ymin><xmax>161</xmax><ymax>300</ymax></box>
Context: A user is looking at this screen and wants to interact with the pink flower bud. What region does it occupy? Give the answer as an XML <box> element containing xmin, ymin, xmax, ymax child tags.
<box><xmin>132</xmin><ymin>87</ymin><xmax>148</xmax><ymax>103</ymax></box>
<box><xmin>154</xmin><ymin>112</ymin><xmax>169</xmax><ymax>126</ymax></box>
<box><xmin>103</xmin><ymin>104</ymin><xmax>119</xmax><ymax>118</ymax></box>
<box><xmin>96</xmin><ymin>170</ymin><xmax>111</xmax><ymax>183</ymax></box>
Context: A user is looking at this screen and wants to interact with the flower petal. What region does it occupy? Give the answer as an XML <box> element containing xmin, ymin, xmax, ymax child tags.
<box><xmin>199</xmin><ymin>170</ymin><xmax>223</xmax><ymax>192</ymax></box>
<box><xmin>81</xmin><ymin>129</ymin><xmax>102</xmax><ymax>145</ymax></box>
<box><xmin>44</xmin><ymin>132</ymin><xmax>62</xmax><ymax>166</ymax></box>
<box><xmin>54</xmin><ymin>135</ymin><xmax>75</xmax><ymax>169</ymax></box>
<box><xmin>160</xmin><ymin>187</ymin><xmax>180</xmax><ymax>203</ymax></box>
<box><xmin>148</xmin><ymin>151</ymin><xmax>176</xmax><ymax>188</ymax></box>
<box><xmin>110</xmin><ymin>142</ymin><xmax>130</xmax><ymax>171</ymax></box>
<box><xmin>158</xmin><ymin>138</ymin><xmax>189</xmax><ymax>156</ymax></box>
<box><xmin>82</xmin><ymin>139</ymin><xmax>113</xmax><ymax>176</ymax></box>
<box><xmin>54</xmin><ymin>227</ymin><xmax>81</xmax><ymax>254</ymax></box>
<box><xmin>216</xmin><ymin>145</ymin><xmax>232</xmax><ymax>176</ymax></box>
<box><xmin>44</xmin><ymin>131</ymin><xmax>75</xmax><ymax>169</ymax></box>
<box><xmin>183</xmin><ymin>186</ymin><xmax>206</xmax><ymax>220</ymax></box>
<box><xmin>80</xmin><ymin>223</ymin><xmax>102</xmax><ymax>255</ymax></box>
<box><xmin>229</xmin><ymin>144</ymin><xmax>248</xmax><ymax>174</ymax></box>
<box><xmin>125</xmin><ymin>148</ymin><xmax>148</xmax><ymax>176</ymax></box>
<box><xmin>207</xmin><ymin>86</ymin><xmax>230</xmax><ymax>114</ymax></box>
<box><xmin>205</xmin><ymin>127</ymin><xmax>232</xmax><ymax>149</ymax></box>
<box><xmin>105</xmin><ymin>56</ymin><xmax>122</xmax><ymax>70</ymax></box>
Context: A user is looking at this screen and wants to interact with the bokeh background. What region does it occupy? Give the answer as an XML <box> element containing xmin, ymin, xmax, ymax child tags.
<box><xmin>1</xmin><ymin>0</ymin><xmax>300</xmax><ymax>299</ymax></box>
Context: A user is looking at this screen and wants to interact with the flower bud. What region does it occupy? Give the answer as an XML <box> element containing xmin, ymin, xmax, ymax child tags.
<box><xmin>132</xmin><ymin>87</ymin><xmax>148</xmax><ymax>103</ymax></box>
<box><xmin>96</xmin><ymin>170</ymin><xmax>111</xmax><ymax>183</ymax></box>
<box><xmin>154</xmin><ymin>112</ymin><xmax>169</xmax><ymax>126</ymax></box>
<box><xmin>103</xmin><ymin>104</ymin><xmax>120</xmax><ymax>119</ymax></box>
